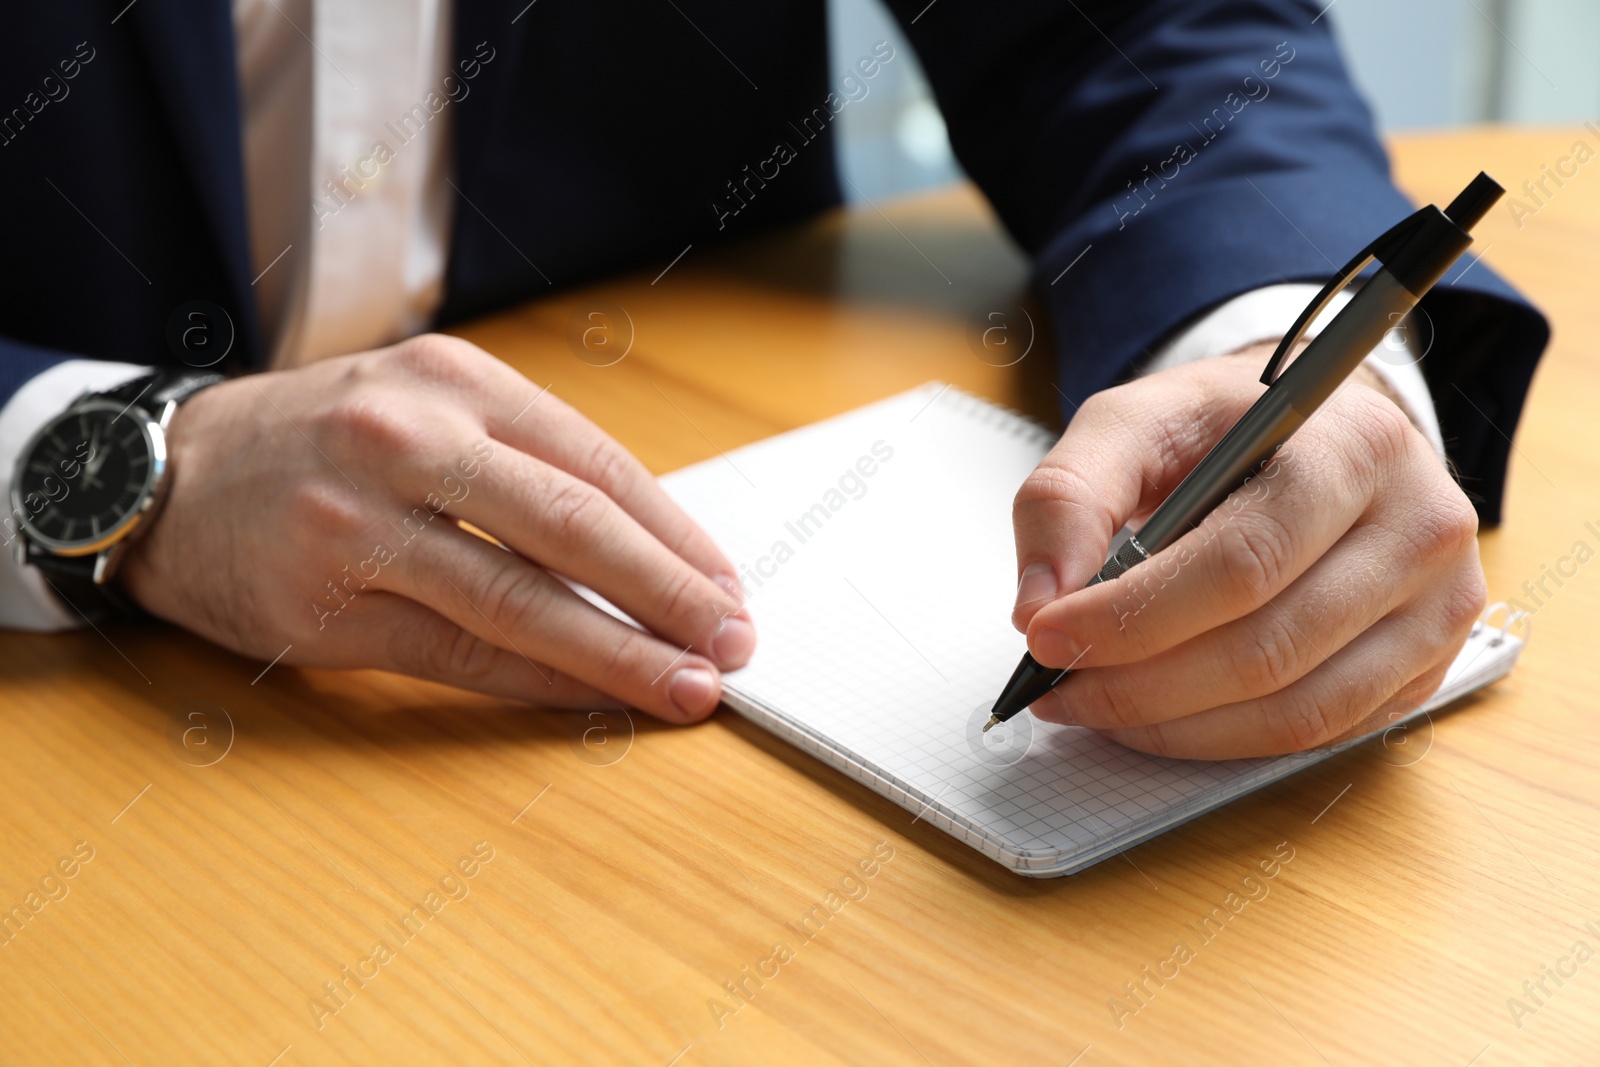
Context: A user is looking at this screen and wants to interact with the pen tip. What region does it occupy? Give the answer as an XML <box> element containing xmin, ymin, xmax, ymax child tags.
<box><xmin>981</xmin><ymin>715</ymin><xmax>1000</xmax><ymax>733</ymax></box>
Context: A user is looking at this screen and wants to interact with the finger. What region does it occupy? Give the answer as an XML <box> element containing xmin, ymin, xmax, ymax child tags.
<box><xmin>1090</xmin><ymin>576</ymin><xmax>1483</xmax><ymax>759</ymax></box>
<box><xmin>378</xmin><ymin>335</ymin><xmax>742</xmax><ymax>591</ymax></box>
<box><xmin>485</xmin><ymin>382</ymin><xmax>743</xmax><ymax>590</ymax></box>
<box><xmin>1025</xmin><ymin>397</ymin><xmax>1406</xmax><ymax>670</ymax></box>
<box><xmin>326</xmin><ymin>591</ymin><xmax>617</xmax><ymax>708</ymax></box>
<box><xmin>1038</xmin><ymin>513</ymin><xmax>1434</xmax><ymax>730</ymax></box>
<box><xmin>1011</xmin><ymin>370</ymin><xmax>1257</xmax><ymax>632</ymax></box>
<box><xmin>1325</xmin><ymin>661</ymin><xmax>1453</xmax><ymax>750</ymax></box>
<box><xmin>377</xmin><ymin>519</ymin><xmax>728</xmax><ymax>723</ymax></box>
<box><xmin>445</xmin><ymin>446</ymin><xmax>753</xmax><ymax>669</ymax></box>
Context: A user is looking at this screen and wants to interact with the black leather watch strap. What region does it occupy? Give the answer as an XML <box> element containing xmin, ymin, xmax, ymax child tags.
<box><xmin>29</xmin><ymin>550</ymin><xmax>141</xmax><ymax>624</ymax></box>
<box><xmin>101</xmin><ymin>370</ymin><xmax>226</xmax><ymax>412</ymax></box>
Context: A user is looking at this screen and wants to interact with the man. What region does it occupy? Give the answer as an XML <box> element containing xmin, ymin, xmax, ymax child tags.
<box><xmin>0</xmin><ymin>1</ymin><xmax>1547</xmax><ymax>758</ymax></box>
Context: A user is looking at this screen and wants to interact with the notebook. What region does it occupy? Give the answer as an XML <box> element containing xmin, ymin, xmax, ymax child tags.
<box><xmin>657</xmin><ymin>383</ymin><xmax>1528</xmax><ymax>877</ymax></box>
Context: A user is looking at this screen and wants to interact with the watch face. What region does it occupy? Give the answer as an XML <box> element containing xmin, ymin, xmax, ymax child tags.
<box><xmin>11</xmin><ymin>400</ymin><xmax>164</xmax><ymax>555</ymax></box>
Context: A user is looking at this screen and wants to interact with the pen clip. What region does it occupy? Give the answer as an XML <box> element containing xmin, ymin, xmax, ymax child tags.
<box><xmin>1258</xmin><ymin>208</ymin><xmax>1428</xmax><ymax>386</ymax></box>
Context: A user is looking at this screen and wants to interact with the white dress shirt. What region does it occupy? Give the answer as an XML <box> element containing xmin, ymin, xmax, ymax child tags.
<box><xmin>240</xmin><ymin>0</ymin><xmax>454</xmax><ymax>366</ymax></box>
<box><xmin>0</xmin><ymin>8</ymin><xmax>1443</xmax><ymax>629</ymax></box>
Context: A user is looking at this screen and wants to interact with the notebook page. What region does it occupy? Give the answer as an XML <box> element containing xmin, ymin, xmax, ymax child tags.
<box><xmin>660</xmin><ymin>384</ymin><xmax>1524</xmax><ymax>876</ymax></box>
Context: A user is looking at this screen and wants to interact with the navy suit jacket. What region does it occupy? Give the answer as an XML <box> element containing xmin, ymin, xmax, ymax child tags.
<box><xmin>0</xmin><ymin>0</ymin><xmax>1547</xmax><ymax>523</ymax></box>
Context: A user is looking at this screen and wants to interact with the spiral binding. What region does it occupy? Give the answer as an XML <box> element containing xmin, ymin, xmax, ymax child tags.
<box><xmin>1470</xmin><ymin>601</ymin><xmax>1532</xmax><ymax>648</ymax></box>
<box><xmin>914</xmin><ymin>381</ymin><xmax>1058</xmax><ymax>450</ymax></box>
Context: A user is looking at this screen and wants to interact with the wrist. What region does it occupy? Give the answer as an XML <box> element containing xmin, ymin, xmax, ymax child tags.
<box><xmin>115</xmin><ymin>377</ymin><xmax>219</xmax><ymax>617</ymax></box>
<box><xmin>1218</xmin><ymin>339</ymin><xmax>1424</xmax><ymax>434</ymax></box>
<box><xmin>1145</xmin><ymin>284</ymin><xmax>1445</xmax><ymax>459</ymax></box>
<box><xmin>1349</xmin><ymin>359</ymin><xmax>1406</xmax><ymax>411</ymax></box>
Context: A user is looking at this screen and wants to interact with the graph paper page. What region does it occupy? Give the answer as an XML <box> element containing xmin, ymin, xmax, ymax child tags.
<box><xmin>658</xmin><ymin>384</ymin><xmax>1524</xmax><ymax>876</ymax></box>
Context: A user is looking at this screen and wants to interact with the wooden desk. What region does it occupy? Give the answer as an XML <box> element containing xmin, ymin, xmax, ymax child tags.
<box><xmin>4</xmin><ymin>128</ymin><xmax>1598</xmax><ymax>1066</ymax></box>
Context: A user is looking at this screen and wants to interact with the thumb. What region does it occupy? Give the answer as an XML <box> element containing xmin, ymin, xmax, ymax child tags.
<box><xmin>1010</xmin><ymin>363</ymin><xmax>1261</xmax><ymax>632</ymax></box>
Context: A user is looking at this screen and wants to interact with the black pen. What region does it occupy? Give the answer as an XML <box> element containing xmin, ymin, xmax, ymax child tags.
<box><xmin>984</xmin><ymin>172</ymin><xmax>1506</xmax><ymax>732</ymax></box>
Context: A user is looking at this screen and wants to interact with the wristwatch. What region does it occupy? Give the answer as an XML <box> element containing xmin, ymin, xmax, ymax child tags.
<box><xmin>10</xmin><ymin>370</ymin><xmax>224</xmax><ymax>620</ymax></box>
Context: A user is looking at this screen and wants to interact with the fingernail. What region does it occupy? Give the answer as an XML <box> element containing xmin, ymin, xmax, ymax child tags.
<box><xmin>711</xmin><ymin>615</ymin><xmax>756</xmax><ymax>668</ymax></box>
<box><xmin>1032</xmin><ymin>627</ymin><xmax>1087</xmax><ymax>670</ymax></box>
<box><xmin>668</xmin><ymin>666</ymin><xmax>719</xmax><ymax>719</ymax></box>
<box><xmin>1014</xmin><ymin>562</ymin><xmax>1058</xmax><ymax>610</ymax></box>
<box><xmin>713</xmin><ymin>573</ymin><xmax>744</xmax><ymax>605</ymax></box>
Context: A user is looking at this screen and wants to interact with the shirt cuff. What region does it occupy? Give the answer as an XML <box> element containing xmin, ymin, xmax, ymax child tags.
<box><xmin>1138</xmin><ymin>283</ymin><xmax>1446</xmax><ymax>461</ymax></box>
<box><xmin>0</xmin><ymin>359</ymin><xmax>153</xmax><ymax>631</ymax></box>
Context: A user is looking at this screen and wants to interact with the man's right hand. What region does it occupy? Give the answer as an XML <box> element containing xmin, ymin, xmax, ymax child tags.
<box><xmin>118</xmin><ymin>334</ymin><xmax>755</xmax><ymax>722</ymax></box>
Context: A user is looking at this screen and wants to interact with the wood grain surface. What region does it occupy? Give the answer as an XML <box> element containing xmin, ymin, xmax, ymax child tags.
<box><xmin>2</xmin><ymin>128</ymin><xmax>1597</xmax><ymax>1066</ymax></box>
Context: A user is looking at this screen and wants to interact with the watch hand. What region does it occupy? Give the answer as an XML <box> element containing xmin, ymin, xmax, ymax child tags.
<box><xmin>84</xmin><ymin>428</ymin><xmax>109</xmax><ymax>479</ymax></box>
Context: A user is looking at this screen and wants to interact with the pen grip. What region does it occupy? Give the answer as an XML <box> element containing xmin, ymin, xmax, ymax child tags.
<box><xmin>1086</xmin><ymin>535</ymin><xmax>1151</xmax><ymax>588</ymax></box>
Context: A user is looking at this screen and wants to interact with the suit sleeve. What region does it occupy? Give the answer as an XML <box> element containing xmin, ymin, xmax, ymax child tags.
<box><xmin>885</xmin><ymin>0</ymin><xmax>1548</xmax><ymax>525</ymax></box>
<box><xmin>0</xmin><ymin>337</ymin><xmax>72</xmax><ymax>414</ymax></box>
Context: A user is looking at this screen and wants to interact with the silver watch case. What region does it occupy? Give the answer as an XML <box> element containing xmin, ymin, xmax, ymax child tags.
<box><xmin>9</xmin><ymin>396</ymin><xmax>179</xmax><ymax>582</ymax></box>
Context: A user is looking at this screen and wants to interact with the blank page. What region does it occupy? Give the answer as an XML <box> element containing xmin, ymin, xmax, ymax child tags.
<box><xmin>660</xmin><ymin>384</ymin><xmax>1525</xmax><ymax>876</ymax></box>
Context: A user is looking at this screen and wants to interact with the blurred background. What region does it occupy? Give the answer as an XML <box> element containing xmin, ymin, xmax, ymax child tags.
<box><xmin>828</xmin><ymin>0</ymin><xmax>1600</xmax><ymax>201</ymax></box>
